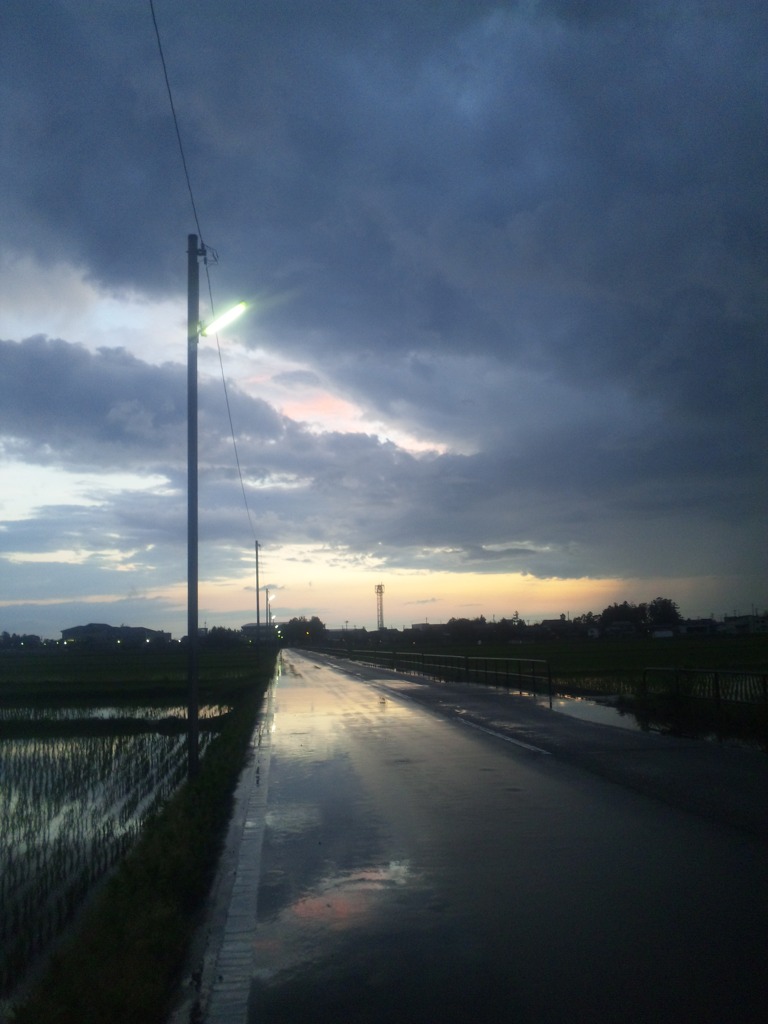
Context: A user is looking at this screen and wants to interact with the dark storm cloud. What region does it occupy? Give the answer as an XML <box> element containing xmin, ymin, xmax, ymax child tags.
<box><xmin>0</xmin><ymin>335</ymin><xmax>283</xmax><ymax>471</ymax></box>
<box><xmin>1</xmin><ymin>1</ymin><xmax>766</xmax><ymax>602</ymax></box>
<box><xmin>0</xmin><ymin>336</ymin><xmax>184</xmax><ymax>467</ymax></box>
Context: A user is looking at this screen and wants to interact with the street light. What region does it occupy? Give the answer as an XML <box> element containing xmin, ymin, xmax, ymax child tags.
<box><xmin>200</xmin><ymin>301</ymin><xmax>247</xmax><ymax>336</ymax></box>
<box><xmin>187</xmin><ymin>232</ymin><xmax>247</xmax><ymax>777</ymax></box>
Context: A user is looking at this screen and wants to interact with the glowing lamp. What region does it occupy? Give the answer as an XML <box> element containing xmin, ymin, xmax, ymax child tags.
<box><xmin>200</xmin><ymin>301</ymin><xmax>247</xmax><ymax>336</ymax></box>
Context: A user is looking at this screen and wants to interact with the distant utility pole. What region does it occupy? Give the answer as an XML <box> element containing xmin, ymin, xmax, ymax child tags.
<box><xmin>255</xmin><ymin>540</ymin><xmax>261</xmax><ymax>626</ymax></box>
<box><xmin>375</xmin><ymin>583</ymin><xmax>385</xmax><ymax>630</ymax></box>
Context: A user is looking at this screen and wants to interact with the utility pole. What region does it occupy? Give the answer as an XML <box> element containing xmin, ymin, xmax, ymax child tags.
<box><xmin>186</xmin><ymin>236</ymin><xmax>246</xmax><ymax>777</ymax></box>
<box><xmin>187</xmin><ymin>233</ymin><xmax>204</xmax><ymax>778</ymax></box>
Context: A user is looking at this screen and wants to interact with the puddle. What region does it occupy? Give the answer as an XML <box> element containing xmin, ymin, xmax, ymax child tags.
<box><xmin>541</xmin><ymin>696</ymin><xmax>766</xmax><ymax>750</ymax></box>
<box><xmin>540</xmin><ymin>696</ymin><xmax>645</xmax><ymax>732</ymax></box>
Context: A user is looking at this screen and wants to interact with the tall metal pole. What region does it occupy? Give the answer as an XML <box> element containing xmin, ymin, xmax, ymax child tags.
<box><xmin>187</xmin><ymin>233</ymin><xmax>202</xmax><ymax>778</ymax></box>
<box><xmin>255</xmin><ymin>540</ymin><xmax>261</xmax><ymax>627</ymax></box>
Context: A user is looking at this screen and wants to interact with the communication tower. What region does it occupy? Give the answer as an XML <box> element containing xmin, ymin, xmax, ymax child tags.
<box><xmin>375</xmin><ymin>583</ymin><xmax>385</xmax><ymax>630</ymax></box>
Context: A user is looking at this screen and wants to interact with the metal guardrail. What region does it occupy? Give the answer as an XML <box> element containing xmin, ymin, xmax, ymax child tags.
<box><xmin>345</xmin><ymin>650</ymin><xmax>554</xmax><ymax>705</ymax></box>
<box><xmin>309</xmin><ymin>646</ymin><xmax>767</xmax><ymax>707</ymax></box>
<box><xmin>642</xmin><ymin>667</ymin><xmax>768</xmax><ymax>705</ymax></box>
<box><xmin>333</xmin><ymin>650</ymin><xmax>767</xmax><ymax>709</ymax></box>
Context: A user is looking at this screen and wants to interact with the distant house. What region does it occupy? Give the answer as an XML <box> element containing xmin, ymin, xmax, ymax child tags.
<box><xmin>603</xmin><ymin>620</ymin><xmax>638</xmax><ymax>637</ymax></box>
<box><xmin>539</xmin><ymin>618</ymin><xmax>574</xmax><ymax>636</ymax></box>
<box><xmin>241</xmin><ymin>622</ymin><xmax>280</xmax><ymax>641</ymax></box>
<box><xmin>325</xmin><ymin>627</ymin><xmax>366</xmax><ymax>639</ymax></box>
<box><xmin>61</xmin><ymin>623</ymin><xmax>171</xmax><ymax>647</ymax></box>
<box><xmin>719</xmin><ymin>615</ymin><xmax>768</xmax><ymax>636</ymax></box>
<box><xmin>408</xmin><ymin>623</ymin><xmax>451</xmax><ymax>637</ymax></box>
<box><xmin>681</xmin><ymin>618</ymin><xmax>717</xmax><ymax>636</ymax></box>
<box><xmin>404</xmin><ymin>623</ymin><xmax>450</xmax><ymax>644</ymax></box>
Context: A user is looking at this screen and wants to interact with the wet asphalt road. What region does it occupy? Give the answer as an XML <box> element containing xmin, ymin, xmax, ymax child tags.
<box><xmin>198</xmin><ymin>649</ymin><xmax>768</xmax><ymax>1024</ymax></box>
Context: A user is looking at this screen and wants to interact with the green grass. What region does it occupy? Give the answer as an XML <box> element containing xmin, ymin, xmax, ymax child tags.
<box><xmin>7</xmin><ymin>653</ymin><xmax>277</xmax><ymax>1024</ymax></box>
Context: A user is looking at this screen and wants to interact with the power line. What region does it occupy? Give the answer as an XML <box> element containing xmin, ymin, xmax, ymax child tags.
<box><xmin>148</xmin><ymin>0</ymin><xmax>257</xmax><ymax>541</ymax></box>
<box><xmin>148</xmin><ymin>0</ymin><xmax>204</xmax><ymax>244</ymax></box>
<box><xmin>211</xmin><ymin>290</ymin><xmax>258</xmax><ymax>541</ymax></box>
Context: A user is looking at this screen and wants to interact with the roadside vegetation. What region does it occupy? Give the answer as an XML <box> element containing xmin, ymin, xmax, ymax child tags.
<box><xmin>2</xmin><ymin>646</ymin><xmax>277</xmax><ymax>1024</ymax></box>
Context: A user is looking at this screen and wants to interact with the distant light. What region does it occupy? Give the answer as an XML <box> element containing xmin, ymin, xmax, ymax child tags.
<box><xmin>200</xmin><ymin>301</ymin><xmax>247</xmax><ymax>336</ymax></box>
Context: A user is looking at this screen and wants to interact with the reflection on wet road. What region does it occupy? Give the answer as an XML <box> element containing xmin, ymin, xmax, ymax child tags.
<box><xmin>237</xmin><ymin>652</ymin><xmax>767</xmax><ymax>1023</ymax></box>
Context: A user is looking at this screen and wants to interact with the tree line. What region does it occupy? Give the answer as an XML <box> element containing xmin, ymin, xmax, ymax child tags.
<box><xmin>572</xmin><ymin>597</ymin><xmax>682</xmax><ymax>629</ymax></box>
<box><xmin>278</xmin><ymin>598</ymin><xmax>685</xmax><ymax>648</ymax></box>
<box><xmin>445</xmin><ymin>597</ymin><xmax>683</xmax><ymax>640</ymax></box>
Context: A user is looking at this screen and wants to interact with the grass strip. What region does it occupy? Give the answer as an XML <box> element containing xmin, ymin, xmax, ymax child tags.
<box><xmin>9</xmin><ymin>661</ymin><xmax>274</xmax><ymax>1024</ymax></box>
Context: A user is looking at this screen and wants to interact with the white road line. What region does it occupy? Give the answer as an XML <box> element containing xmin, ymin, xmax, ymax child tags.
<box><xmin>457</xmin><ymin>717</ymin><xmax>551</xmax><ymax>754</ymax></box>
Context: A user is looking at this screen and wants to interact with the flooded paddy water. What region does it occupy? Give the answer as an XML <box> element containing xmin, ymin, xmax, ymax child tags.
<box><xmin>539</xmin><ymin>690</ymin><xmax>767</xmax><ymax>750</ymax></box>
<box><xmin>542</xmin><ymin>694</ymin><xmax>645</xmax><ymax>731</ymax></box>
<box><xmin>0</xmin><ymin>702</ymin><xmax>228</xmax><ymax>1002</ymax></box>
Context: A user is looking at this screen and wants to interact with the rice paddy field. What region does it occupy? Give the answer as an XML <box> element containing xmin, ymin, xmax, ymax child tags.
<box><xmin>0</xmin><ymin>703</ymin><xmax>225</xmax><ymax>1001</ymax></box>
<box><xmin>0</xmin><ymin>647</ymin><xmax>269</xmax><ymax>1011</ymax></box>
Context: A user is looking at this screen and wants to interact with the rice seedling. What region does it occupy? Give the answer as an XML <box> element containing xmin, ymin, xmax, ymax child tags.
<box><xmin>0</xmin><ymin>705</ymin><xmax>225</xmax><ymax>999</ymax></box>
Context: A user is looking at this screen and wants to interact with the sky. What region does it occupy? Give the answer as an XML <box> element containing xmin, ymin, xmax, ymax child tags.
<box><xmin>1</xmin><ymin>0</ymin><xmax>766</xmax><ymax>639</ymax></box>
